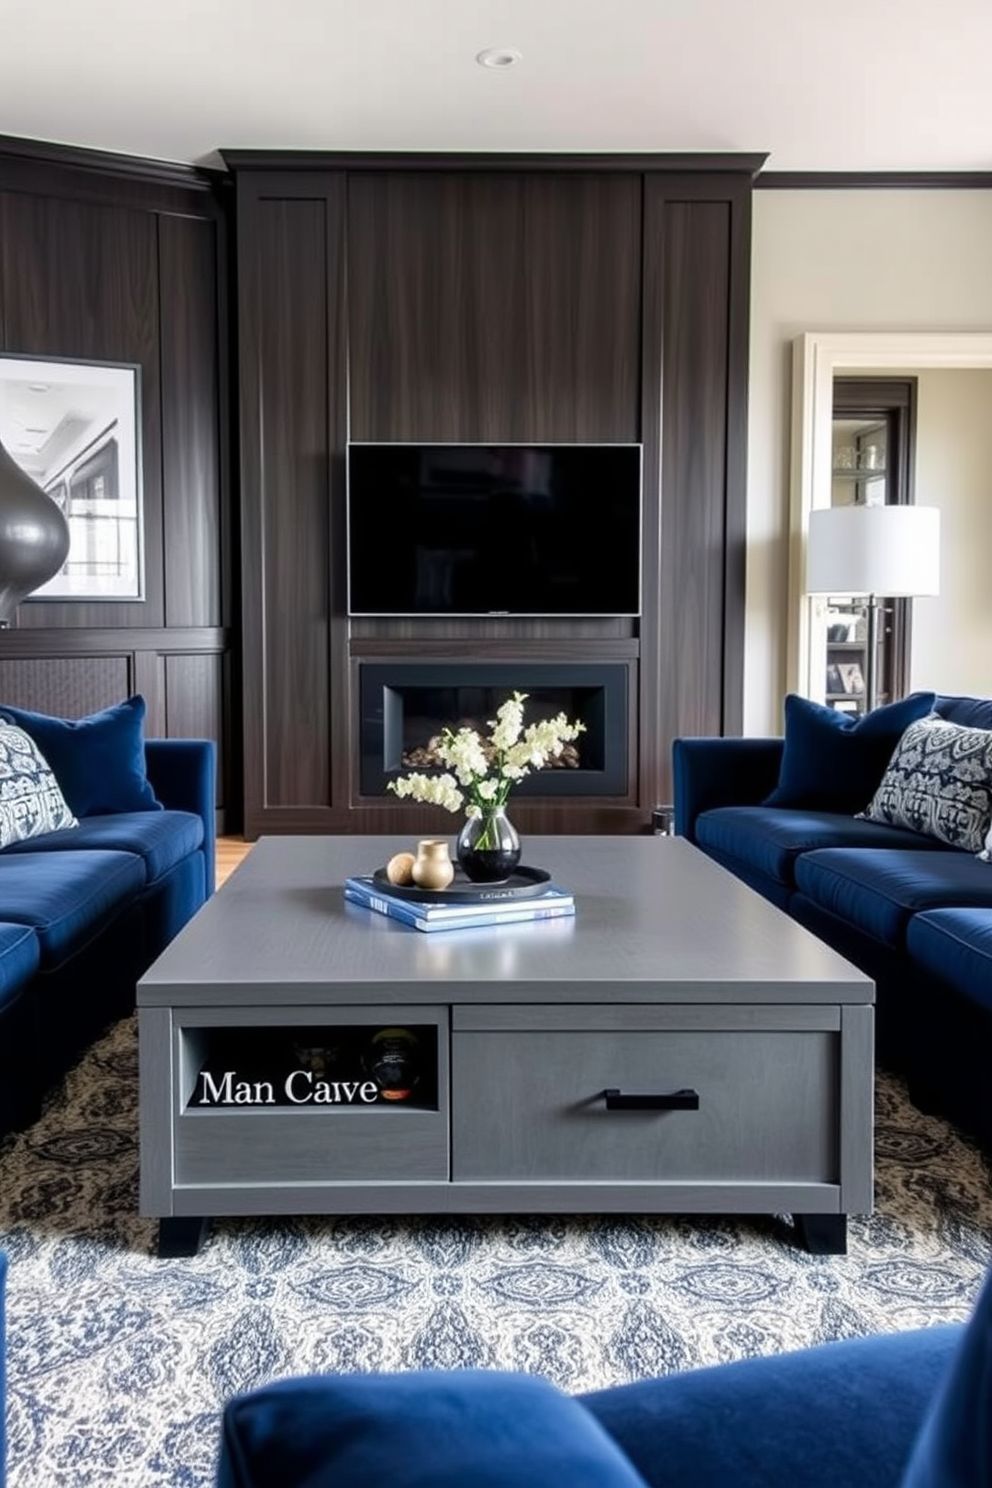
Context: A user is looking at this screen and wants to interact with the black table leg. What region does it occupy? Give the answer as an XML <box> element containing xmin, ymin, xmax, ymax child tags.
<box><xmin>157</xmin><ymin>1217</ymin><xmax>210</xmax><ymax>1258</ymax></box>
<box><xmin>794</xmin><ymin>1213</ymin><xmax>847</xmax><ymax>1255</ymax></box>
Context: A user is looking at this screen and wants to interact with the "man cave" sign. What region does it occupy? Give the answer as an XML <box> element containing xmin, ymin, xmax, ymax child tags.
<box><xmin>196</xmin><ymin>1069</ymin><xmax>381</xmax><ymax>1106</ymax></box>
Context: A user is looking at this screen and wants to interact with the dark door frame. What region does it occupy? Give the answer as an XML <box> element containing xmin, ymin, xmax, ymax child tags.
<box><xmin>832</xmin><ymin>377</ymin><xmax>918</xmax><ymax>705</ymax></box>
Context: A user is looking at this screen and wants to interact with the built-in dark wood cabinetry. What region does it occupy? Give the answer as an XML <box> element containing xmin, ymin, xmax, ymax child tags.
<box><xmin>226</xmin><ymin>151</ymin><xmax>764</xmax><ymax>840</ymax></box>
<box><xmin>0</xmin><ymin>140</ymin><xmax>762</xmax><ymax>842</ymax></box>
<box><xmin>0</xmin><ymin>139</ymin><xmax>236</xmax><ymax>827</ymax></box>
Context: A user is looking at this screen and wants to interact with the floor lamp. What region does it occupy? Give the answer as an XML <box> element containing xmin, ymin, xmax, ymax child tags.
<box><xmin>806</xmin><ymin>504</ymin><xmax>941</xmax><ymax>712</ymax></box>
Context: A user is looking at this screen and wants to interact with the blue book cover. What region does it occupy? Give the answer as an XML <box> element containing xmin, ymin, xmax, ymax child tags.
<box><xmin>343</xmin><ymin>877</ymin><xmax>575</xmax><ymax>933</ymax></box>
<box><xmin>344</xmin><ymin>875</ymin><xmax>575</xmax><ymax>919</ymax></box>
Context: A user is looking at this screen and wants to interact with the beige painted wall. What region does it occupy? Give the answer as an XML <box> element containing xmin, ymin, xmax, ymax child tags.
<box><xmin>910</xmin><ymin>369</ymin><xmax>992</xmax><ymax>697</ymax></box>
<box><xmin>747</xmin><ymin>189</ymin><xmax>992</xmax><ymax>733</ymax></box>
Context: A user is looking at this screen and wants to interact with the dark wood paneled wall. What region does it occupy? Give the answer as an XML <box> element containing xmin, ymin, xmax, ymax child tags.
<box><xmin>236</xmin><ymin>176</ymin><xmax>348</xmax><ymax>828</ymax></box>
<box><xmin>0</xmin><ymin>140</ymin><xmax>235</xmax><ymax>825</ymax></box>
<box><xmin>230</xmin><ymin>152</ymin><xmax>762</xmax><ymax>840</ymax></box>
<box><xmin>346</xmin><ymin>172</ymin><xmax>642</xmax><ymax>442</ymax></box>
<box><xmin>659</xmin><ymin>197</ymin><xmax>732</xmax><ymax>746</ymax></box>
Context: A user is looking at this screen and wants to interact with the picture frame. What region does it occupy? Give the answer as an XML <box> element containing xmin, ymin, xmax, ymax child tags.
<box><xmin>837</xmin><ymin>661</ymin><xmax>865</xmax><ymax>695</ymax></box>
<box><xmin>0</xmin><ymin>354</ymin><xmax>143</xmax><ymax>600</ymax></box>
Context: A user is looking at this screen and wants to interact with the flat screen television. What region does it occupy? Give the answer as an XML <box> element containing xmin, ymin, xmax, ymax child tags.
<box><xmin>346</xmin><ymin>442</ymin><xmax>642</xmax><ymax>617</ymax></box>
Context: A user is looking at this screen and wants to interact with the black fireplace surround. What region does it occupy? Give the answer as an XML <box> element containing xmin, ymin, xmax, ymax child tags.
<box><xmin>359</xmin><ymin>663</ymin><xmax>629</xmax><ymax>798</ymax></box>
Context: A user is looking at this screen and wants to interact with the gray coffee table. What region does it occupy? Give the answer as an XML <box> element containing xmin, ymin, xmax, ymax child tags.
<box><xmin>137</xmin><ymin>834</ymin><xmax>875</xmax><ymax>1256</ymax></box>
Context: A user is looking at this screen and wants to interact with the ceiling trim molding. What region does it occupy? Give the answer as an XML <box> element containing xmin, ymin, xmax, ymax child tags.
<box><xmin>758</xmin><ymin>170</ymin><xmax>992</xmax><ymax>190</ymax></box>
<box><xmin>0</xmin><ymin>133</ymin><xmax>225</xmax><ymax>191</ymax></box>
<box><xmin>220</xmin><ymin>149</ymin><xmax>769</xmax><ymax>176</ymax></box>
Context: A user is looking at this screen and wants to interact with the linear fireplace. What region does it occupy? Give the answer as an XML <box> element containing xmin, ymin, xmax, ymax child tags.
<box><xmin>358</xmin><ymin>662</ymin><xmax>630</xmax><ymax>798</ymax></box>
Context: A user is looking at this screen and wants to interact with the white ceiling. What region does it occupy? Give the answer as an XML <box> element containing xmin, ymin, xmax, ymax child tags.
<box><xmin>1</xmin><ymin>0</ymin><xmax>990</xmax><ymax>174</ymax></box>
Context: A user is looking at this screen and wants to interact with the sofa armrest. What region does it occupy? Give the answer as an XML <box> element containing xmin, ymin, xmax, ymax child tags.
<box><xmin>144</xmin><ymin>738</ymin><xmax>216</xmax><ymax>898</ymax></box>
<box><xmin>672</xmin><ymin>736</ymin><xmax>784</xmax><ymax>843</ymax></box>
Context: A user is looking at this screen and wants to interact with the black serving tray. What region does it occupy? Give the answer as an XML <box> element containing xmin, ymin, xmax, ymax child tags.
<box><xmin>372</xmin><ymin>865</ymin><xmax>551</xmax><ymax>904</ymax></box>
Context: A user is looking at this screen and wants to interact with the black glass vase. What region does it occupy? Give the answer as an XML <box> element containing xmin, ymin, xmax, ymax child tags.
<box><xmin>456</xmin><ymin>807</ymin><xmax>521</xmax><ymax>883</ymax></box>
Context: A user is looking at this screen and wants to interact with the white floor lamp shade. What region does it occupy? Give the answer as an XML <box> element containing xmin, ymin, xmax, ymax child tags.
<box><xmin>806</xmin><ymin>504</ymin><xmax>940</xmax><ymax>713</ymax></box>
<box><xmin>806</xmin><ymin>504</ymin><xmax>941</xmax><ymax>598</ymax></box>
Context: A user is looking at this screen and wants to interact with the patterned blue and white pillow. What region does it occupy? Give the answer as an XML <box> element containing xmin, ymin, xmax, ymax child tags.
<box><xmin>0</xmin><ymin>721</ymin><xmax>78</xmax><ymax>848</ymax></box>
<box><xmin>859</xmin><ymin>714</ymin><xmax>992</xmax><ymax>854</ymax></box>
<box><xmin>980</xmin><ymin>822</ymin><xmax>992</xmax><ymax>863</ymax></box>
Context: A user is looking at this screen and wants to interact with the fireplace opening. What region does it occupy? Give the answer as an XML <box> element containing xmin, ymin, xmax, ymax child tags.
<box><xmin>359</xmin><ymin>663</ymin><xmax>629</xmax><ymax>798</ymax></box>
<box><xmin>400</xmin><ymin>688</ymin><xmax>587</xmax><ymax>772</ymax></box>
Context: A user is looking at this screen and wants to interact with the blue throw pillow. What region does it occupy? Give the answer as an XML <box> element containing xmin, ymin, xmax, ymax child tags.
<box><xmin>216</xmin><ymin>1369</ymin><xmax>650</xmax><ymax>1488</ymax></box>
<box><xmin>900</xmin><ymin>1265</ymin><xmax>992</xmax><ymax>1488</ymax></box>
<box><xmin>763</xmin><ymin>691</ymin><xmax>936</xmax><ymax>814</ymax></box>
<box><xmin>0</xmin><ymin>695</ymin><xmax>162</xmax><ymax>818</ymax></box>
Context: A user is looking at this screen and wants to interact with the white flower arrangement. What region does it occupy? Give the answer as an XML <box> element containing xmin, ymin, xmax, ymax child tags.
<box><xmin>387</xmin><ymin>691</ymin><xmax>586</xmax><ymax>819</ymax></box>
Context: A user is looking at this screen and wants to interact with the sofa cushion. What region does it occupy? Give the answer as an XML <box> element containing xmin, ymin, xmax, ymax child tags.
<box><xmin>583</xmin><ymin>1322</ymin><xmax>963</xmax><ymax>1488</ymax></box>
<box><xmin>906</xmin><ymin>908</ymin><xmax>992</xmax><ymax>1016</ymax></box>
<box><xmin>0</xmin><ymin>922</ymin><xmax>41</xmax><ymax>1012</ymax></box>
<box><xmin>794</xmin><ymin>847</ymin><xmax>992</xmax><ymax>949</ymax></box>
<box><xmin>900</xmin><ymin>1264</ymin><xmax>992</xmax><ymax>1488</ymax></box>
<box><xmin>695</xmin><ymin>806</ymin><xmax>950</xmax><ymax>892</ymax></box>
<box><xmin>763</xmin><ymin>691</ymin><xmax>936</xmax><ymax>813</ymax></box>
<box><xmin>0</xmin><ymin>849</ymin><xmax>145</xmax><ymax>968</ymax></box>
<box><xmin>0</xmin><ymin>809</ymin><xmax>204</xmax><ymax>886</ymax></box>
<box><xmin>216</xmin><ymin>1370</ymin><xmax>650</xmax><ymax>1488</ymax></box>
<box><xmin>0</xmin><ymin>695</ymin><xmax>162</xmax><ymax>818</ymax></box>
<box><xmin>860</xmin><ymin>714</ymin><xmax>992</xmax><ymax>854</ymax></box>
<box><xmin>0</xmin><ymin>721</ymin><xmax>77</xmax><ymax>848</ymax></box>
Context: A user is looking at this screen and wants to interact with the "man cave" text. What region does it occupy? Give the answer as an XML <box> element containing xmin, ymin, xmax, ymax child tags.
<box><xmin>197</xmin><ymin>1070</ymin><xmax>380</xmax><ymax>1105</ymax></box>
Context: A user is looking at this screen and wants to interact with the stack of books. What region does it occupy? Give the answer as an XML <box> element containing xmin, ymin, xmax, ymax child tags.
<box><xmin>343</xmin><ymin>875</ymin><xmax>575</xmax><ymax>933</ymax></box>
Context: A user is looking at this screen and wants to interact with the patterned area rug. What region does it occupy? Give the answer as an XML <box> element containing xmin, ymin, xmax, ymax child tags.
<box><xmin>1</xmin><ymin>1014</ymin><xmax>991</xmax><ymax>1488</ymax></box>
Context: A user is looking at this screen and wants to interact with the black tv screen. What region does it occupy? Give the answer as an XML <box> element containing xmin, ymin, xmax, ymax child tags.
<box><xmin>347</xmin><ymin>442</ymin><xmax>642</xmax><ymax>617</ymax></box>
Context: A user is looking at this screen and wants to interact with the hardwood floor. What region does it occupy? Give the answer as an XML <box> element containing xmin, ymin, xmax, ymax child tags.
<box><xmin>216</xmin><ymin>835</ymin><xmax>253</xmax><ymax>889</ymax></box>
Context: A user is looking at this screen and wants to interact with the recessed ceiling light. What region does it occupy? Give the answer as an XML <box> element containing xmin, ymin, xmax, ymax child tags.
<box><xmin>476</xmin><ymin>47</ymin><xmax>522</xmax><ymax>69</ymax></box>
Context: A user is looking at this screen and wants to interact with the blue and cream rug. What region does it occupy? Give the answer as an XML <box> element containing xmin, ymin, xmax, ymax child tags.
<box><xmin>1</xmin><ymin>1013</ymin><xmax>991</xmax><ymax>1487</ymax></box>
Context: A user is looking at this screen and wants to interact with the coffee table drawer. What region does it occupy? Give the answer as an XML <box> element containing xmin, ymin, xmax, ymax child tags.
<box><xmin>174</xmin><ymin>1108</ymin><xmax>448</xmax><ymax>1184</ymax></box>
<box><xmin>451</xmin><ymin>1008</ymin><xmax>840</xmax><ymax>1183</ymax></box>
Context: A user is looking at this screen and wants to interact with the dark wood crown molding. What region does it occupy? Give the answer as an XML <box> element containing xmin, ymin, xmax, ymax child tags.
<box><xmin>0</xmin><ymin>133</ymin><xmax>225</xmax><ymax>192</ymax></box>
<box><xmin>221</xmin><ymin>148</ymin><xmax>769</xmax><ymax>177</ymax></box>
<box><xmin>757</xmin><ymin>170</ymin><xmax>992</xmax><ymax>189</ymax></box>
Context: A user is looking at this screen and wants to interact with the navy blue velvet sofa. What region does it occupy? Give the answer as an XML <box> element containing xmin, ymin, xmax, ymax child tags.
<box><xmin>211</xmin><ymin>1268</ymin><xmax>992</xmax><ymax>1488</ymax></box>
<box><xmin>673</xmin><ymin>694</ymin><xmax>992</xmax><ymax>1152</ymax></box>
<box><xmin>0</xmin><ymin>700</ymin><xmax>215</xmax><ymax>1138</ymax></box>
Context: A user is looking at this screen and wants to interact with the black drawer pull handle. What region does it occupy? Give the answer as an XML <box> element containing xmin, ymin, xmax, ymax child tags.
<box><xmin>603</xmin><ymin>1087</ymin><xmax>700</xmax><ymax>1111</ymax></box>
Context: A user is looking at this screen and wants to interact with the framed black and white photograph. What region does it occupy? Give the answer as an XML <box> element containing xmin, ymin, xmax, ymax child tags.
<box><xmin>837</xmin><ymin>661</ymin><xmax>865</xmax><ymax>695</ymax></box>
<box><xmin>0</xmin><ymin>355</ymin><xmax>143</xmax><ymax>600</ymax></box>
